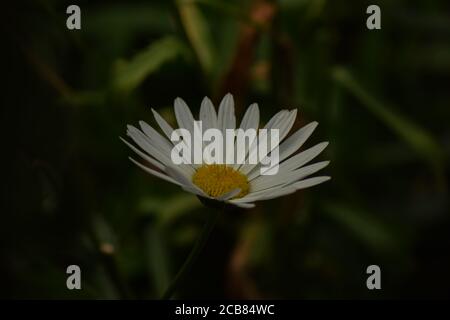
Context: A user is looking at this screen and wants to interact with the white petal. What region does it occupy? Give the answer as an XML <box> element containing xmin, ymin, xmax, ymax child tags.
<box><xmin>199</xmin><ymin>97</ymin><xmax>217</xmax><ymax>130</ymax></box>
<box><xmin>127</xmin><ymin>125</ymin><xmax>173</xmax><ymax>166</ymax></box>
<box><xmin>278</xmin><ymin>109</ymin><xmax>297</xmax><ymax>141</ymax></box>
<box><xmin>238</xmin><ymin>110</ymin><xmax>289</xmax><ymax>174</ymax></box>
<box><xmin>246</xmin><ymin>167</ymin><xmax>262</xmax><ymax>181</ymax></box>
<box><xmin>164</xmin><ymin>165</ymin><xmax>206</xmax><ymax>195</ymax></box>
<box><xmin>153</xmin><ymin>107</ymin><xmax>200</xmax><ymax>168</ymax></box>
<box><xmin>292</xmin><ymin>176</ymin><xmax>331</xmax><ymax>190</ymax></box>
<box><xmin>164</xmin><ymin>165</ymin><xmax>194</xmax><ymax>186</ymax></box>
<box><xmin>278</xmin><ymin>141</ymin><xmax>329</xmax><ymax>172</ymax></box>
<box><xmin>278</xmin><ymin>121</ymin><xmax>318</xmax><ymax>162</ymax></box>
<box><xmin>174</xmin><ymin>97</ymin><xmax>195</xmax><ymax>133</ymax></box>
<box><xmin>129</xmin><ymin>157</ymin><xmax>180</xmax><ymax>186</ymax></box>
<box><xmin>240</xmin><ymin>109</ymin><xmax>297</xmax><ymax>175</ymax></box>
<box><xmin>250</xmin><ymin>161</ymin><xmax>330</xmax><ymax>192</ymax></box>
<box><xmin>241</xmin><ymin>184</ymin><xmax>293</xmax><ymax>199</ymax></box>
<box><xmin>152</xmin><ymin>108</ymin><xmax>174</xmax><ymax>140</ymax></box>
<box><xmin>235</xmin><ymin>110</ymin><xmax>285</xmax><ymax>172</ymax></box>
<box><xmin>239</xmin><ymin>103</ymin><xmax>259</xmax><ymax>131</ymax></box>
<box><xmin>152</xmin><ymin>108</ymin><xmax>198</xmax><ymax>169</ymax></box>
<box><xmin>232</xmin><ymin>103</ymin><xmax>260</xmax><ymax>169</ymax></box>
<box><xmin>181</xmin><ymin>184</ymin><xmax>209</xmax><ymax>198</ymax></box>
<box><xmin>139</xmin><ymin>121</ymin><xmax>173</xmax><ymax>154</ymax></box>
<box><xmin>286</xmin><ymin>161</ymin><xmax>330</xmax><ymax>184</ymax></box>
<box><xmin>250</xmin><ymin>141</ymin><xmax>328</xmax><ymax>181</ymax></box>
<box><xmin>232</xmin><ymin>186</ymin><xmax>296</xmax><ymax>203</ymax></box>
<box><xmin>121</xmin><ymin>137</ymin><xmax>165</xmax><ymax>170</ymax></box>
<box><xmin>127</xmin><ymin>125</ymin><xmax>196</xmax><ymax>177</ymax></box>
<box><xmin>229</xmin><ymin>201</ymin><xmax>255</xmax><ymax>209</ymax></box>
<box><xmin>257</xmin><ymin>186</ymin><xmax>297</xmax><ymax>200</ymax></box>
<box><xmin>218</xmin><ymin>93</ymin><xmax>236</xmax><ymax>131</ymax></box>
<box><xmin>265</xmin><ymin>109</ymin><xmax>288</xmax><ymax>129</ymax></box>
<box><xmin>216</xmin><ymin>188</ymin><xmax>241</xmax><ymax>201</ymax></box>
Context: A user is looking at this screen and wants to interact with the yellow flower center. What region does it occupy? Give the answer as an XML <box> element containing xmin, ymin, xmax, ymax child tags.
<box><xmin>192</xmin><ymin>164</ymin><xmax>250</xmax><ymax>199</ymax></box>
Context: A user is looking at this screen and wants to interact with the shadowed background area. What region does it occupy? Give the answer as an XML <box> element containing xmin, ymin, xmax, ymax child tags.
<box><xmin>1</xmin><ymin>0</ymin><xmax>449</xmax><ymax>299</ymax></box>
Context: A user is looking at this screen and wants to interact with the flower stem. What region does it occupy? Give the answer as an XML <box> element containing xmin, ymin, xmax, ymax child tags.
<box><xmin>161</xmin><ymin>205</ymin><xmax>223</xmax><ymax>300</ymax></box>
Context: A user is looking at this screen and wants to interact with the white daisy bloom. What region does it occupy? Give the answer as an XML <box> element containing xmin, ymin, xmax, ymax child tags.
<box><xmin>122</xmin><ymin>93</ymin><xmax>330</xmax><ymax>209</ymax></box>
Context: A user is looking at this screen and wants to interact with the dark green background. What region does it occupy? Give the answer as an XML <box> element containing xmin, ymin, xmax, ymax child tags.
<box><xmin>2</xmin><ymin>0</ymin><xmax>449</xmax><ymax>299</ymax></box>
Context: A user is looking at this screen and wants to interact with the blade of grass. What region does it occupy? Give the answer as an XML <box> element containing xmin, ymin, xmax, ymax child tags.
<box><xmin>332</xmin><ymin>67</ymin><xmax>445</xmax><ymax>176</ymax></box>
<box><xmin>176</xmin><ymin>0</ymin><xmax>215</xmax><ymax>76</ymax></box>
<box><xmin>138</xmin><ymin>193</ymin><xmax>202</xmax><ymax>227</ymax></box>
<box><xmin>113</xmin><ymin>36</ymin><xmax>187</xmax><ymax>93</ymax></box>
<box><xmin>323</xmin><ymin>203</ymin><xmax>402</xmax><ymax>254</ymax></box>
<box><xmin>145</xmin><ymin>224</ymin><xmax>171</xmax><ymax>297</ymax></box>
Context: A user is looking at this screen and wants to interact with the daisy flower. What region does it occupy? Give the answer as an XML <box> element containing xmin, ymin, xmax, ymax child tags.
<box><xmin>122</xmin><ymin>93</ymin><xmax>330</xmax><ymax>209</ymax></box>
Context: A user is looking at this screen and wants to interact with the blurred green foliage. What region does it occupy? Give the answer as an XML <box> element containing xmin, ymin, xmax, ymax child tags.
<box><xmin>2</xmin><ymin>0</ymin><xmax>449</xmax><ymax>299</ymax></box>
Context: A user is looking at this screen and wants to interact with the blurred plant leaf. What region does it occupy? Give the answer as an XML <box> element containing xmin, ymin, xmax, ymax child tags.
<box><xmin>138</xmin><ymin>193</ymin><xmax>202</xmax><ymax>226</ymax></box>
<box><xmin>246</xmin><ymin>219</ymin><xmax>274</xmax><ymax>267</ymax></box>
<box><xmin>113</xmin><ymin>36</ymin><xmax>188</xmax><ymax>93</ymax></box>
<box><xmin>92</xmin><ymin>215</ymin><xmax>118</xmax><ymax>247</ymax></box>
<box><xmin>323</xmin><ymin>203</ymin><xmax>400</xmax><ymax>253</ymax></box>
<box><xmin>176</xmin><ymin>0</ymin><xmax>215</xmax><ymax>76</ymax></box>
<box><xmin>145</xmin><ymin>225</ymin><xmax>171</xmax><ymax>297</ymax></box>
<box><xmin>332</xmin><ymin>67</ymin><xmax>445</xmax><ymax>172</ymax></box>
<box><xmin>94</xmin><ymin>265</ymin><xmax>121</xmax><ymax>299</ymax></box>
<box><xmin>195</xmin><ymin>0</ymin><xmax>246</xmax><ymax>20</ymax></box>
<box><xmin>85</xmin><ymin>4</ymin><xmax>174</xmax><ymax>35</ymax></box>
<box><xmin>84</xmin><ymin>4</ymin><xmax>175</xmax><ymax>57</ymax></box>
<box><xmin>61</xmin><ymin>90</ymin><xmax>106</xmax><ymax>107</ymax></box>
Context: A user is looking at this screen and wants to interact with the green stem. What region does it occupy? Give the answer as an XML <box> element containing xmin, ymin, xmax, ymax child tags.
<box><xmin>161</xmin><ymin>205</ymin><xmax>223</xmax><ymax>300</ymax></box>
